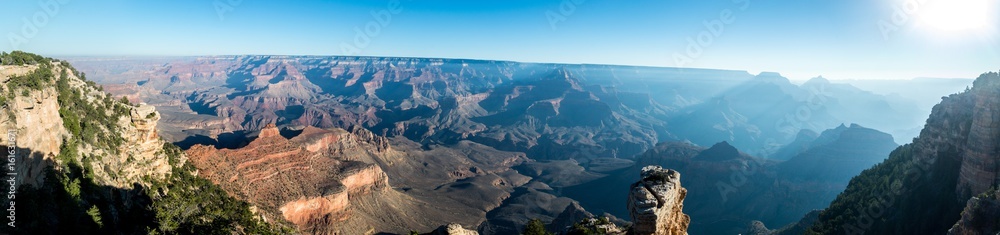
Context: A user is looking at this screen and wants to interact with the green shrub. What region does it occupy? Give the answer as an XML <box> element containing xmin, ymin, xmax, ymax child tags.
<box><xmin>148</xmin><ymin>154</ymin><xmax>287</xmax><ymax>235</ymax></box>
<box><xmin>0</xmin><ymin>51</ymin><xmax>51</xmax><ymax>65</ymax></box>
<box><xmin>6</xmin><ymin>62</ymin><xmax>54</xmax><ymax>93</ymax></box>
<box><xmin>523</xmin><ymin>219</ymin><xmax>553</xmax><ymax>235</ymax></box>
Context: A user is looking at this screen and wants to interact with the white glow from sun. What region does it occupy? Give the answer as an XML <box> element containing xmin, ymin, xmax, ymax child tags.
<box><xmin>919</xmin><ymin>0</ymin><xmax>992</xmax><ymax>31</ymax></box>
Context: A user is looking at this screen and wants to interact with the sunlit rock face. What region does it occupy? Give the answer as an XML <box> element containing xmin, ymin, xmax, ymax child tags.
<box><xmin>186</xmin><ymin>124</ymin><xmax>392</xmax><ymax>233</ymax></box>
<box><xmin>432</xmin><ymin>223</ymin><xmax>480</xmax><ymax>235</ymax></box>
<box><xmin>628</xmin><ymin>165</ymin><xmax>690</xmax><ymax>235</ymax></box>
<box><xmin>0</xmin><ymin>64</ymin><xmax>174</xmax><ymax>188</ymax></box>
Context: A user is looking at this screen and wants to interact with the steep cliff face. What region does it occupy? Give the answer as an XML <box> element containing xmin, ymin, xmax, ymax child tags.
<box><xmin>957</xmin><ymin>75</ymin><xmax>1000</xmax><ymax>199</ymax></box>
<box><xmin>0</xmin><ymin>64</ymin><xmax>64</xmax><ymax>186</ymax></box>
<box><xmin>0</xmin><ymin>63</ymin><xmax>172</xmax><ymax>188</ymax></box>
<box><xmin>0</xmin><ymin>53</ymin><xmax>281</xmax><ymax>234</ymax></box>
<box><xmin>808</xmin><ymin>72</ymin><xmax>1000</xmax><ymax>234</ymax></box>
<box><xmin>628</xmin><ymin>165</ymin><xmax>690</xmax><ymax>235</ymax></box>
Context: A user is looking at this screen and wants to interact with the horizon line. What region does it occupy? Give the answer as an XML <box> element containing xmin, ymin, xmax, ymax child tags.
<box><xmin>27</xmin><ymin>52</ymin><xmax>979</xmax><ymax>81</ymax></box>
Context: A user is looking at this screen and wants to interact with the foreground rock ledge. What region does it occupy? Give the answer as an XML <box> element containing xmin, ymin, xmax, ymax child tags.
<box><xmin>628</xmin><ymin>165</ymin><xmax>690</xmax><ymax>235</ymax></box>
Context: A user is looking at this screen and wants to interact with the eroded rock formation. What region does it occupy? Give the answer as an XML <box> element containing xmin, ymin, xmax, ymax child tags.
<box><xmin>0</xmin><ymin>64</ymin><xmax>174</xmax><ymax>188</ymax></box>
<box><xmin>186</xmin><ymin>124</ymin><xmax>392</xmax><ymax>233</ymax></box>
<box><xmin>100</xmin><ymin>102</ymin><xmax>175</xmax><ymax>187</ymax></box>
<box><xmin>628</xmin><ymin>165</ymin><xmax>690</xmax><ymax>235</ymax></box>
<box><xmin>432</xmin><ymin>223</ymin><xmax>480</xmax><ymax>235</ymax></box>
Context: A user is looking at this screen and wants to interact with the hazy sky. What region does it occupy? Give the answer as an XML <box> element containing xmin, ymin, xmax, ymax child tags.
<box><xmin>1</xmin><ymin>0</ymin><xmax>998</xmax><ymax>80</ymax></box>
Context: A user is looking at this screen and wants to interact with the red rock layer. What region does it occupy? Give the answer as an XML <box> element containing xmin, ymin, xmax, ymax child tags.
<box><xmin>186</xmin><ymin>124</ymin><xmax>389</xmax><ymax>231</ymax></box>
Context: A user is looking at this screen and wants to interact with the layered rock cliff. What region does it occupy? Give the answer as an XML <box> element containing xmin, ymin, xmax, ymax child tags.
<box><xmin>0</xmin><ymin>62</ymin><xmax>173</xmax><ymax>188</ymax></box>
<box><xmin>957</xmin><ymin>74</ymin><xmax>1000</xmax><ymax>199</ymax></box>
<box><xmin>0</xmin><ymin>52</ymin><xmax>281</xmax><ymax>234</ymax></box>
<box><xmin>628</xmin><ymin>165</ymin><xmax>690</xmax><ymax>235</ymax></box>
<box><xmin>186</xmin><ymin>124</ymin><xmax>394</xmax><ymax>233</ymax></box>
<box><xmin>808</xmin><ymin>71</ymin><xmax>1000</xmax><ymax>234</ymax></box>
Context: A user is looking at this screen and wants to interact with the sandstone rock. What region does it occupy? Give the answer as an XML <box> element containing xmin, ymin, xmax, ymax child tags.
<box><xmin>186</xmin><ymin>124</ymin><xmax>392</xmax><ymax>233</ymax></box>
<box><xmin>0</xmin><ymin>65</ymin><xmax>63</xmax><ymax>187</ymax></box>
<box><xmin>432</xmin><ymin>223</ymin><xmax>480</xmax><ymax>235</ymax></box>
<box><xmin>0</xmin><ymin>64</ymin><xmax>173</xmax><ymax>188</ymax></box>
<box><xmin>628</xmin><ymin>165</ymin><xmax>690</xmax><ymax>235</ymax></box>
<box><xmin>105</xmin><ymin>102</ymin><xmax>175</xmax><ymax>187</ymax></box>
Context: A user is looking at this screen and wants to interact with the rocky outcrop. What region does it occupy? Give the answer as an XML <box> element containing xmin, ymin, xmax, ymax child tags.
<box><xmin>948</xmin><ymin>189</ymin><xmax>1000</xmax><ymax>235</ymax></box>
<box><xmin>432</xmin><ymin>223</ymin><xmax>480</xmax><ymax>235</ymax></box>
<box><xmin>98</xmin><ymin>102</ymin><xmax>175</xmax><ymax>187</ymax></box>
<box><xmin>628</xmin><ymin>165</ymin><xmax>690</xmax><ymax>235</ymax></box>
<box><xmin>0</xmin><ymin>64</ymin><xmax>173</xmax><ymax>188</ymax></box>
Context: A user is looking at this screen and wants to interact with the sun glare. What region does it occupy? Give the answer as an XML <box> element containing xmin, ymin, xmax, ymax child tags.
<box><xmin>919</xmin><ymin>0</ymin><xmax>992</xmax><ymax>31</ymax></box>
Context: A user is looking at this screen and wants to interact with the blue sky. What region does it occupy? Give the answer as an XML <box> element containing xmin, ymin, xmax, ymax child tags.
<box><xmin>1</xmin><ymin>0</ymin><xmax>998</xmax><ymax>80</ymax></box>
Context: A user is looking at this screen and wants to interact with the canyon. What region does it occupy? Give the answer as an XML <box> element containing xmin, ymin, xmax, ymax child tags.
<box><xmin>0</xmin><ymin>51</ymin><xmax>988</xmax><ymax>234</ymax></box>
<box><xmin>58</xmin><ymin>55</ymin><xmax>969</xmax><ymax>234</ymax></box>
